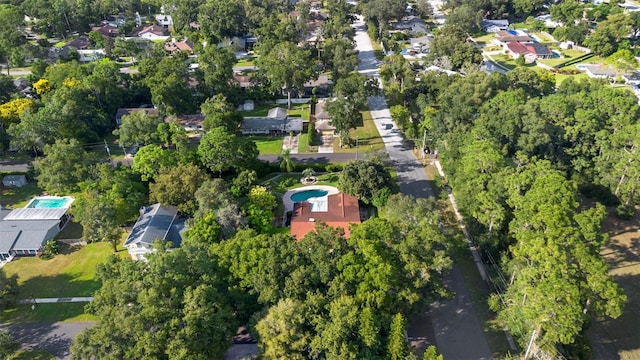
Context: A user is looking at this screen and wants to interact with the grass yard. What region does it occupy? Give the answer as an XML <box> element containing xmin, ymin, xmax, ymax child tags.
<box><xmin>0</xmin><ymin>182</ymin><xmax>42</xmax><ymax>208</ymax></box>
<box><xmin>298</xmin><ymin>133</ymin><xmax>317</xmax><ymax>153</ymax></box>
<box><xmin>249</xmin><ymin>135</ymin><xmax>284</xmax><ymax>155</ymax></box>
<box><xmin>54</xmin><ymin>221</ymin><xmax>83</xmax><ymax>240</ymax></box>
<box><xmin>241</xmin><ymin>103</ymin><xmax>311</xmax><ymax>120</ymax></box>
<box><xmin>334</xmin><ymin>111</ymin><xmax>385</xmax><ymax>153</ymax></box>
<box><xmin>2</xmin><ymin>242</ymin><xmax>122</xmax><ymax>299</ymax></box>
<box><xmin>262</xmin><ymin>172</ymin><xmax>341</xmax><ymax>194</ymax></box>
<box><xmin>372</xmin><ymin>40</ymin><xmax>385</xmax><ymax>60</ymax></box>
<box><xmin>0</xmin><ymin>303</ymin><xmax>96</xmax><ymax>324</ymax></box>
<box><xmin>235</xmin><ymin>56</ymin><xmax>256</xmax><ymax>67</ymax></box>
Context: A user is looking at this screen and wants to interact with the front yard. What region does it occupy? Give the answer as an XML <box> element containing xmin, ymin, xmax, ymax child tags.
<box><xmin>333</xmin><ymin>111</ymin><xmax>386</xmax><ymax>153</ymax></box>
<box><xmin>249</xmin><ymin>135</ymin><xmax>283</xmax><ymax>155</ymax></box>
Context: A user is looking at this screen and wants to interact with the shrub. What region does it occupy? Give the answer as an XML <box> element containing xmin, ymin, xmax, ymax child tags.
<box><xmin>41</xmin><ymin>239</ymin><xmax>59</xmax><ymax>259</ymax></box>
<box><xmin>615</xmin><ymin>204</ymin><xmax>636</xmax><ymax>220</ymax></box>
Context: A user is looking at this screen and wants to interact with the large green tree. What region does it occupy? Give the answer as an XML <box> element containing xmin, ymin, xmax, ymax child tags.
<box><xmin>34</xmin><ymin>138</ymin><xmax>94</xmax><ymax>194</ymax></box>
<box><xmin>113</xmin><ymin>111</ymin><xmax>163</xmax><ymax>147</ymax></box>
<box><xmin>338</xmin><ymin>158</ymin><xmax>395</xmax><ymax>204</ymax></box>
<box><xmin>70</xmin><ymin>244</ymin><xmax>237</xmax><ymax>359</ymax></box>
<box><xmin>197</xmin><ymin>126</ymin><xmax>258</xmax><ymax>176</ymax></box>
<box><xmin>149</xmin><ymin>163</ymin><xmax>209</xmax><ymax>215</ymax></box>
<box><xmin>490</xmin><ymin>170</ymin><xmax>625</xmax><ymax>349</ymax></box>
<box><xmin>257</xmin><ymin>41</ymin><xmax>318</xmax><ymax>108</ymax></box>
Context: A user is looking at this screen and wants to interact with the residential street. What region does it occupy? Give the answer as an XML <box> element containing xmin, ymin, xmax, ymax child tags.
<box><xmin>352</xmin><ymin>14</ymin><xmax>494</xmax><ymax>359</ymax></box>
<box><xmin>1</xmin><ymin>322</ymin><xmax>93</xmax><ymax>360</ymax></box>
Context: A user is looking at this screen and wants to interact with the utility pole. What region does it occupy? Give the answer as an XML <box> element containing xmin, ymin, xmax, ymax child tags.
<box><xmin>355</xmin><ymin>135</ymin><xmax>359</xmax><ymax>160</ymax></box>
<box><xmin>422</xmin><ymin>128</ymin><xmax>427</xmax><ymax>159</ymax></box>
<box><xmin>104</xmin><ymin>139</ymin><xmax>112</xmax><ymax>164</ymax></box>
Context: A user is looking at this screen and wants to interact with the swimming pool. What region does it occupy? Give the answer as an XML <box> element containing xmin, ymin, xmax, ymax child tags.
<box><xmin>290</xmin><ymin>189</ymin><xmax>328</xmax><ymax>202</ymax></box>
<box><xmin>25</xmin><ymin>196</ymin><xmax>74</xmax><ymax>209</ymax></box>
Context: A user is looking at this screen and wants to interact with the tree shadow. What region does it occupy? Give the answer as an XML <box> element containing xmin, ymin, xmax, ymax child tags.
<box><xmin>16</xmin><ymin>273</ymin><xmax>100</xmax><ymax>300</ymax></box>
<box><xmin>1</xmin><ymin>319</ymin><xmax>93</xmax><ymax>359</ymax></box>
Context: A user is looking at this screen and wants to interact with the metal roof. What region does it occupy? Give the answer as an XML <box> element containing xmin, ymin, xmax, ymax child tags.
<box><xmin>3</xmin><ymin>208</ymin><xmax>68</xmax><ymax>221</ymax></box>
<box><xmin>124</xmin><ymin>204</ymin><xmax>179</xmax><ymax>247</ymax></box>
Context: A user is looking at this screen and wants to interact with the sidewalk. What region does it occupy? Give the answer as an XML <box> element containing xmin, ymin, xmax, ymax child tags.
<box><xmin>19</xmin><ymin>297</ymin><xmax>94</xmax><ymax>304</ymax></box>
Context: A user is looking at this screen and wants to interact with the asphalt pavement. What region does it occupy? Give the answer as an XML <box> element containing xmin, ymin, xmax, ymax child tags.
<box><xmin>1</xmin><ymin>322</ymin><xmax>93</xmax><ymax>360</ymax></box>
<box><xmin>352</xmin><ymin>13</ymin><xmax>494</xmax><ymax>359</ymax></box>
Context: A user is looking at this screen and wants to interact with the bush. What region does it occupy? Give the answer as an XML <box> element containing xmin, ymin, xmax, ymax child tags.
<box><xmin>615</xmin><ymin>204</ymin><xmax>636</xmax><ymax>220</ymax></box>
<box><xmin>325</xmin><ymin>163</ymin><xmax>343</xmax><ymax>172</ymax></box>
<box><xmin>41</xmin><ymin>239</ymin><xmax>59</xmax><ymax>259</ymax></box>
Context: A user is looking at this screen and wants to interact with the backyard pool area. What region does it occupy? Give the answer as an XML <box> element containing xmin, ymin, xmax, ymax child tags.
<box><xmin>283</xmin><ymin>186</ymin><xmax>339</xmax><ymax>211</ymax></box>
<box><xmin>25</xmin><ymin>196</ymin><xmax>74</xmax><ymax>209</ymax></box>
<box><xmin>291</xmin><ymin>189</ymin><xmax>329</xmax><ymax>202</ymax></box>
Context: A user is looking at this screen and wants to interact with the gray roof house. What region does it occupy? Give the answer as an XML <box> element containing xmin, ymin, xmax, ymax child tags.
<box><xmin>0</xmin><ymin>207</ymin><xmax>71</xmax><ymax>263</ymax></box>
<box><xmin>241</xmin><ymin>107</ymin><xmax>303</xmax><ymax>135</ymax></box>
<box><xmin>481</xmin><ymin>19</ymin><xmax>509</xmax><ymax>33</ymax></box>
<box><xmin>123</xmin><ymin>204</ymin><xmax>186</xmax><ymax>261</ymax></box>
<box><xmin>2</xmin><ymin>174</ymin><xmax>27</xmax><ymax>188</ymax></box>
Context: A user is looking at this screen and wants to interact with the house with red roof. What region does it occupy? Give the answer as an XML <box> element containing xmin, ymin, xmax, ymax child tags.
<box><xmin>290</xmin><ymin>193</ymin><xmax>361</xmax><ymax>240</ymax></box>
<box><xmin>164</xmin><ymin>39</ymin><xmax>194</xmax><ymax>54</ymax></box>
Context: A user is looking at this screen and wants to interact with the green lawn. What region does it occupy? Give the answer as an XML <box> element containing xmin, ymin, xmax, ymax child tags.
<box><xmin>372</xmin><ymin>40</ymin><xmax>385</xmax><ymax>60</ymax></box>
<box><xmin>298</xmin><ymin>132</ymin><xmax>316</xmax><ymax>153</ymax></box>
<box><xmin>263</xmin><ymin>172</ymin><xmax>342</xmax><ymax>194</ymax></box>
<box><xmin>0</xmin><ymin>182</ymin><xmax>42</xmax><ymax>208</ymax></box>
<box><xmin>235</xmin><ymin>56</ymin><xmax>256</xmax><ymax>67</ymax></box>
<box><xmin>241</xmin><ymin>103</ymin><xmax>311</xmax><ymax>120</ymax></box>
<box><xmin>1</xmin><ymin>303</ymin><xmax>96</xmax><ymax>324</ymax></box>
<box><xmin>249</xmin><ymin>135</ymin><xmax>284</xmax><ymax>155</ymax></box>
<box><xmin>54</xmin><ymin>221</ymin><xmax>83</xmax><ymax>240</ymax></box>
<box><xmin>334</xmin><ymin>111</ymin><xmax>385</xmax><ymax>153</ymax></box>
<box><xmin>2</xmin><ymin>242</ymin><xmax>121</xmax><ymax>298</ymax></box>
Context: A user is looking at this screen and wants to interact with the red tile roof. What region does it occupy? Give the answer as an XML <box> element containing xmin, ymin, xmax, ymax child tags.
<box><xmin>290</xmin><ymin>193</ymin><xmax>360</xmax><ymax>240</ymax></box>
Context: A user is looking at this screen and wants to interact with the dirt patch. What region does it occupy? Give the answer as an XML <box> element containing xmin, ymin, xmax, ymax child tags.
<box><xmin>588</xmin><ymin>206</ymin><xmax>640</xmax><ymax>360</ymax></box>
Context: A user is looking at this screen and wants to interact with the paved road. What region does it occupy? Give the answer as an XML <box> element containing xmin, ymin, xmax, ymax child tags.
<box><xmin>259</xmin><ymin>153</ymin><xmax>357</xmax><ymax>163</ymax></box>
<box><xmin>1</xmin><ymin>322</ymin><xmax>93</xmax><ymax>360</ymax></box>
<box><xmin>0</xmin><ymin>159</ymin><xmax>30</xmax><ymax>172</ymax></box>
<box><xmin>352</xmin><ymin>13</ymin><xmax>494</xmax><ymax>359</ymax></box>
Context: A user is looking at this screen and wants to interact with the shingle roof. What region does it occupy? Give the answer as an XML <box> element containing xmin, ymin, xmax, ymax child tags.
<box><xmin>268</xmin><ymin>107</ymin><xmax>287</xmax><ymax>119</ymax></box>
<box><xmin>0</xmin><ymin>220</ymin><xmax>61</xmax><ymax>252</ymax></box>
<box><xmin>123</xmin><ymin>204</ymin><xmax>179</xmax><ymax>247</ymax></box>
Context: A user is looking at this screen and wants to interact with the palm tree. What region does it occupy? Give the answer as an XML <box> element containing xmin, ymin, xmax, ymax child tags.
<box><xmin>302</xmin><ymin>168</ymin><xmax>315</xmax><ymax>182</ymax></box>
<box><xmin>279</xmin><ymin>149</ymin><xmax>295</xmax><ymax>172</ymax></box>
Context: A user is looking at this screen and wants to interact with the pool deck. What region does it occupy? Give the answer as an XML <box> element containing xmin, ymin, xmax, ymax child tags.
<box><xmin>283</xmin><ymin>185</ymin><xmax>340</xmax><ymax>211</ymax></box>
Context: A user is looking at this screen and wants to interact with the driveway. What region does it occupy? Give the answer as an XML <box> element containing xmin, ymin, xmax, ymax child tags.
<box><xmin>352</xmin><ymin>13</ymin><xmax>494</xmax><ymax>359</ymax></box>
<box><xmin>1</xmin><ymin>322</ymin><xmax>94</xmax><ymax>360</ymax></box>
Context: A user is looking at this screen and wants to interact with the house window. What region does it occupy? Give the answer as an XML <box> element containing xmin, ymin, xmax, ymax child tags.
<box><xmin>29</xmin><ymin>250</ymin><xmax>36</xmax><ymax>254</ymax></box>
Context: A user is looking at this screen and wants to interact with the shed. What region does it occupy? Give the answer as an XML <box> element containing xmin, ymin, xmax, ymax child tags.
<box><xmin>2</xmin><ymin>175</ymin><xmax>27</xmax><ymax>188</ymax></box>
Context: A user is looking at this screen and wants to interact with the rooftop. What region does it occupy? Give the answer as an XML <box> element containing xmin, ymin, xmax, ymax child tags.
<box><xmin>123</xmin><ymin>204</ymin><xmax>182</xmax><ymax>247</ymax></box>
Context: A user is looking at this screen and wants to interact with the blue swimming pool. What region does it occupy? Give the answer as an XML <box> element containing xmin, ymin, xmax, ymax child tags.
<box><xmin>291</xmin><ymin>189</ymin><xmax>328</xmax><ymax>202</ymax></box>
<box><xmin>26</xmin><ymin>197</ymin><xmax>72</xmax><ymax>209</ymax></box>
